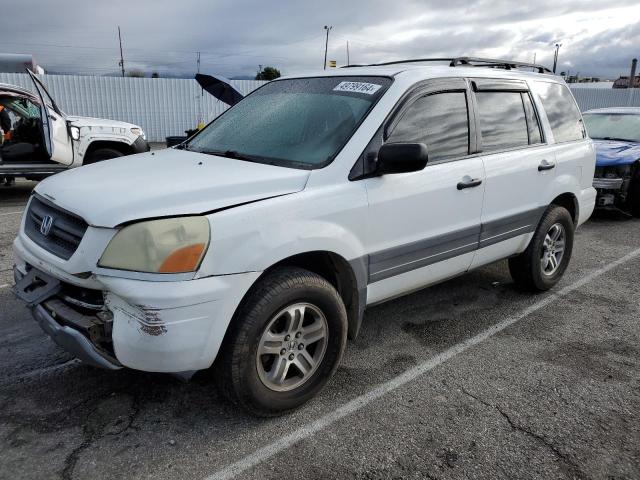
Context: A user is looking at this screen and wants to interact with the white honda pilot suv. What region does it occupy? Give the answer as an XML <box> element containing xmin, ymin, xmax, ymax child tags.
<box><xmin>13</xmin><ymin>58</ymin><xmax>596</xmax><ymax>416</ymax></box>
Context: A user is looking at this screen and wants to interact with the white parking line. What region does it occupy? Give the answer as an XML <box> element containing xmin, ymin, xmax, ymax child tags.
<box><xmin>0</xmin><ymin>210</ymin><xmax>23</xmax><ymax>217</ymax></box>
<box><xmin>205</xmin><ymin>246</ymin><xmax>640</xmax><ymax>480</ymax></box>
<box><xmin>0</xmin><ymin>284</ymin><xmax>9</xmax><ymax>289</ymax></box>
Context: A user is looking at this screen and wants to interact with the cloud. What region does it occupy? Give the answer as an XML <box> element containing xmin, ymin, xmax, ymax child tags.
<box><xmin>0</xmin><ymin>0</ymin><xmax>637</xmax><ymax>79</ymax></box>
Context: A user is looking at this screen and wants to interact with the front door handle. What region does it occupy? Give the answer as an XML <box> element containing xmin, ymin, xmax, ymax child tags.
<box><xmin>538</xmin><ymin>160</ymin><xmax>556</xmax><ymax>171</ymax></box>
<box><xmin>457</xmin><ymin>178</ymin><xmax>483</xmax><ymax>190</ymax></box>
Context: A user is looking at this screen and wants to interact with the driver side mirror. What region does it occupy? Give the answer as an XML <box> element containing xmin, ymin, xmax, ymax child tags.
<box><xmin>376</xmin><ymin>142</ymin><xmax>428</xmax><ymax>175</ymax></box>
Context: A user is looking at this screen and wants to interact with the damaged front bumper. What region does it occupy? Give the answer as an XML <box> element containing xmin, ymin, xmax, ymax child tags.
<box><xmin>13</xmin><ymin>236</ymin><xmax>260</xmax><ymax>373</ymax></box>
<box><xmin>592</xmin><ymin>165</ymin><xmax>634</xmax><ymax>210</ymax></box>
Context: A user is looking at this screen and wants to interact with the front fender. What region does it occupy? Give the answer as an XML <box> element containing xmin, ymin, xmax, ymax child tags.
<box><xmin>199</xmin><ymin>184</ymin><xmax>369</xmax><ymax>277</ymax></box>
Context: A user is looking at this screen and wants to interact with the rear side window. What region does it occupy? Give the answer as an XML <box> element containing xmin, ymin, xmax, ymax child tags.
<box><xmin>476</xmin><ymin>91</ymin><xmax>529</xmax><ymax>152</ymax></box>
<box><xmin>532</xmin><ymin>81</ymin><xmax>585</xmax><ymax>143</ymax></box>
<box><xmin>387</xmin><ymin>91</ymin><xmax>469</xmax><ymax>161</ymax></box>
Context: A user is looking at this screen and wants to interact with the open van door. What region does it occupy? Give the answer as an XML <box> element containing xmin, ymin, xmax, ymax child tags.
<box><xmin>26</xmin><ymin>69</ymin><xmax>73</xmax><ymax>165</ymax></box>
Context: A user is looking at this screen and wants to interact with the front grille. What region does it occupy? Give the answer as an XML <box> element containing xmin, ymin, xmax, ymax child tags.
<box><xmin>24</xmin><ymin>196</ymin><xmax>88</xmax><ymax>260</ymax></box>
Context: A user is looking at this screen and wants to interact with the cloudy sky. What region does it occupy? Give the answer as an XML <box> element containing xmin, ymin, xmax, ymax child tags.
<box><xmin>2</xmin><ymin>0</ymin><xmax>639</xmax><ymax>79</ymax></box>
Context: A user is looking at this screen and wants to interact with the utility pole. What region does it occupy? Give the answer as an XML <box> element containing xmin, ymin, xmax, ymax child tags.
<box><xmin>346</xmin><ymin>41</ymin><xmax>350</xmax><ymax>66</ymax></box>
<box><xmin>323</xmin><ymin>25</ymin><xmax>332</xmax><ymax>70</ymax></box>
<box><xmin>196</xmin><ymin>51</ymin><xmax>201</xmax><ymax>74</ymax></box>
<box><xmin>552</xmin><ymin>43</ymin><xmax>561</xmax><ymax>74</ymax></box>
<box><xmin>118</xmin><ymin>26</ymin><xmax>125</xmax><ymax>77</ymax></box>
<box><xmin>532</xmin><ymin>52</ymin><xmax>536</xmax><ymax>64</ymax></box>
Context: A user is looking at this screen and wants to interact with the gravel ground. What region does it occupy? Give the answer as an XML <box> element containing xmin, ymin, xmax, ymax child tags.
<box><xmin>0</xmin><ymin>181</ymin><xmax>639</xmax><ymax>480</ymax></box>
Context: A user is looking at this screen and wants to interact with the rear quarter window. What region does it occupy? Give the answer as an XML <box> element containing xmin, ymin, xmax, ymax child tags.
<box><xmin>532</xmin><ymin>81</ymin><xmax>585</xmax><ymax>143</ymax></box>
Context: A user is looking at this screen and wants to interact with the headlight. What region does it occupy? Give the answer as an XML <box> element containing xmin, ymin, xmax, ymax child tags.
<box><xmin>70</xmin><ymin>126</ymin><xmax>81</xmax><ymax>140</ymax></box>
<box><xmin>98</xmin><ymin>217</ymin><xmax>210</xmax><ymax>273</ymax></box>
<box><xmin>130</xmin><ymin>127</ymin><xmax>145</xmax><ymax>140</ymax></box>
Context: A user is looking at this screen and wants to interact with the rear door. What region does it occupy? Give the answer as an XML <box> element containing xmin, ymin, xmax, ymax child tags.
<box><xmin>27</xmin><ymin>70</ymin><xmax>73</xmax><ymax>165</ymax></box>
<box><xmin>469</xmin><ymin>78</ymin><xmax>555</xmax><ymax>268</ymax></box>
<box><xmin>362</xmin><ymin>78</ymin><xmax>486</xmax><ymax>304</ymax></box>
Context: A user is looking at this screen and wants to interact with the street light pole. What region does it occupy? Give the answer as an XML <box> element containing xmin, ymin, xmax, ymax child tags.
<box><xmin>324</xmin><ymin>25</ymin><xmax>332</xmax><ymax>70</ymax></box>
<box><xmin>552</xmin><ymin>43</ymin><xmax>562</xmax><ymax>74</ymax></box>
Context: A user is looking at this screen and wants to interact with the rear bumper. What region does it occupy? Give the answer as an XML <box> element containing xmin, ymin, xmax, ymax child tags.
<box><xmin>577</xmin><ymin>187</ymin><xmax>597</xmax><ymax>226</ymax></box>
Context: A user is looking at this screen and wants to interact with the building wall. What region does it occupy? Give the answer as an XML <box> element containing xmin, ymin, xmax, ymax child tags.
<box><xmin>0</xmin><ymin>73</ymin><xmax>266</xmax><ymax>142</ymax></box>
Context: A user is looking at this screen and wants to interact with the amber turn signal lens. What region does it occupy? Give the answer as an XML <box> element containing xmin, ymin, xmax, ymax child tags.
<box><xmin>158</xmin><ymin>243</ymin><xmax>207</xmax><ymax>273</ymax></box>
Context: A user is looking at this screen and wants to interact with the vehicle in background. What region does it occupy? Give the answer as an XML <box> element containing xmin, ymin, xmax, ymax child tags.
<box><xmin>583</xmin><ymin>108</ymin><xmax>640</xmax><ymax>216</ymax></box>
<box><xmin>0</xmin><ymin>70</ymin><xmax>149</xmax><ymax>183</ymax></box>
<box><xmin>13</xmin><ymin>57</ymin><xmax>595</xmax><ymax>415</ymax></box>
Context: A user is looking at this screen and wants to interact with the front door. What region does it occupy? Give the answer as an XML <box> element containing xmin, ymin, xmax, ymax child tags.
<box><xmin>27</xmin><ymin>70</ymin><xmax>73</xmax><ymax>165</ymax></box>
<box><xmin>363</xmin><ymin>79</ymin><xmax>485</xmax><ymax>304</ymax></box>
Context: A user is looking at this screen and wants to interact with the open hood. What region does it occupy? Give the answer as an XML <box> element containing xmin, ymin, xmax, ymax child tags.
<box><xmin>195</xmin><ymin>73</ymin><xmax>244</xmax><ymax>106</ymax></box>
<box><xmin>34</xmin><ymin>148</ymin><xmax>309</xmax><ymax>228</ymax></box>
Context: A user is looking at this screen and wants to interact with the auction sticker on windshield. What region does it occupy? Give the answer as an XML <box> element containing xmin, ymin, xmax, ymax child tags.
<box><xmin>333</xmin><ymin>81</ymin><xmax>382</xmax><ymax>95</ymax></box>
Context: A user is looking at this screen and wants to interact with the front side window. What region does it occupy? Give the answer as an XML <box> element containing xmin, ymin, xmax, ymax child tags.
<box><xmin>387</xmin><ymin>91</ymin><xmax>469</xmax><ymax>162</ymax></box>
<box><xmin>532</xmin><ymin>81</ymin><xmax>585</xmax><ymax>143</ymax></box>
<box><xmin>476</xmin><ymin>91</ymin><xmax>529</xmax><ymax>152</ymax></box>
<box><xmin>582</xmin><ymin>113</ymin><xmax>640</xmax><ymax>143</ymax></box>
<box><xmin>187</xmin><ymin>76</ymin><xmax>392</xmax><ymax>169</ymax></box>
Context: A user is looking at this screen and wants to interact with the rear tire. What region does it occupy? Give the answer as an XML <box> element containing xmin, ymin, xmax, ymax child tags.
<box><xmin>84</xmin><ymin>148</ymin><xmax>123</xmax><ymax>165</ymax></box>
<box><xmin>216</xmin><ymin>267</ymin><xmax>347</xmax><ymax>416</ymax></box>
<box><xmin>509</xmin><ymin>205</ymin><xmax>574</xmax><ymax>291</ymax></box>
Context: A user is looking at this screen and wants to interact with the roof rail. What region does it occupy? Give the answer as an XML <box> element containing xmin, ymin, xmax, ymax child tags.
<box><xmin>342</xmin><ymin>56</ymin><xmax>553</xmax><ymax>74</ymax></box>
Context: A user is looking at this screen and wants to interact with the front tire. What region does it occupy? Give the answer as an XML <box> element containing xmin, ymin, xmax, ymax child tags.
<box><xmin>216</xmin><ymin>267</ymin><xmax>347</xmax><ymax>416</ymax></box>
<box><xmin>509</xmin><ymin>205</ymin><xmax>574</xmax><ymax>291</ymax></box>
<box><xmin>84</xmin><ymin>147</ymin><xmax>123</xmax><ymax>165</ymax></box>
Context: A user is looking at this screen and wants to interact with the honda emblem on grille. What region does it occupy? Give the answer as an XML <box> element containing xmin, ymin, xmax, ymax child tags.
<box><xmin>40</xmin><ymin>215</ymin><xmax>54</xmax><ymax>236</ymax></box>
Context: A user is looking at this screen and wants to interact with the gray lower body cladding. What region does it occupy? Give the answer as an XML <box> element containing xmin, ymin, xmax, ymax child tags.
<box><xmin>368</xmin><ymin>207</ymin><xmax>546</xmax><ymax>283</ymax></box>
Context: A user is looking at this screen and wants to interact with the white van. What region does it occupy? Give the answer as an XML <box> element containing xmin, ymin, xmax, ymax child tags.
<box><xmin>0</xmin><ymin>71</ymin><xmax>148</xmax><ymax>183</ymax></box>
<box><xmin>12</xmin><ymin>58</ymin><xmax>596</xmax><ymax>415</ymax></box>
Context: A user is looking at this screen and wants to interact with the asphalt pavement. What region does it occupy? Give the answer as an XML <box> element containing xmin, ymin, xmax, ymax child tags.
<box><xmin>0</xmin><ymin>180</ymin><xmax>639</xmax><ymax>480</ymax></box>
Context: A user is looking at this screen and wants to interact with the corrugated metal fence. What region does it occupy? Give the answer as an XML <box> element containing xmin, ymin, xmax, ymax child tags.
<box><xmin>1</xmin><ymin>73</ymin><xmax>639</xmax><ymax>142</ymax></box>
<box><xmin>0</xmin><ymin>73</ymin><xmax>266</xmax><ymax>142</ymax></box>
<box><xmin>570</xmin><ymin>86</ymin><xmax>640</xmax><ymax>111</ymax></box>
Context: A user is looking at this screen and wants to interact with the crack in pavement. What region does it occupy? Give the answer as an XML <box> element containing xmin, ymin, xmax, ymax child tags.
<box><xmin>61</xmin><ymin>388</ymin><xmax>143</xmax><ymax>480</ymax></box>
<box><xmin>459</xmin><ymin>386</ymin><xmax>586</xmax><ymax>479</ymax></box>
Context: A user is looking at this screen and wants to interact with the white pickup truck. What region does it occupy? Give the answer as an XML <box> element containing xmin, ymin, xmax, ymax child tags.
<box><xmin>0</xmin><ymin>71</ymin><xmax>149</xmax><ymax>184</ymax></box>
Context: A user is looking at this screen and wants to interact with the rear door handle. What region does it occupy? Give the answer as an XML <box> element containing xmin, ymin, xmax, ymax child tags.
<box><xmin>457</xmin><ymin>178</ymin><xmax>483</xmax><ymax>190</ymax></box>
<box><xmin>538</xmin><ymin>160</ymin><xmax>556</xmax><ymax>171</ymax></box>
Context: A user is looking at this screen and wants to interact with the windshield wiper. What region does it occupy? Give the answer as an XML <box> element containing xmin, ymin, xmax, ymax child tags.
<box><xmin>198</xmin><ymin>149</ymin><xmax>260</xmax><ymax>161</ymax></box>
<box><xmin>598</xmin><ymin>137</ymin><xmax>635</xmax><ymax>142</ymax></box>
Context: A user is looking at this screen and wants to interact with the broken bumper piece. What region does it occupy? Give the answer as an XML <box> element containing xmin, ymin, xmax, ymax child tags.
<box><xmin>32</xmin><ymin>303</ymin><xmax>122</xmax><ymax>370</ymax></box>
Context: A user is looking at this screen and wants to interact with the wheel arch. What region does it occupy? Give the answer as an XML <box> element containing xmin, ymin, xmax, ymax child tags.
<box><xmin>550</xmin><ymin>192</ymin><xmax>579</xmax><ymax>225</ymax></box>
<box><xmin>82</xmin><ymin>139</ymin><xmax>133</xmax><ymax>164</ymax></box>
<box><xmin>240</xmin><ymin>250</ymin><xmax>367</xmax><ymax>341</ymax></box>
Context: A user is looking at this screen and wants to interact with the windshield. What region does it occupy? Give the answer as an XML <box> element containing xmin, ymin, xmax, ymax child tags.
<box><xmin>187</xmin><ymin>76</ymin><xmax>392</xmax><ymax>169</ymax></box>
<box><xmin>583</xmin><ymin>113</ymin><xmax>640</xmax><ymax>142</ymax></box>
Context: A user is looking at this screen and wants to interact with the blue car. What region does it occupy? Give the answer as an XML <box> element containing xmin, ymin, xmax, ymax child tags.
<box><xmin>582</xmin><ymin>107</ymin><xmax>640</xmax><ymax>216</ymax></box>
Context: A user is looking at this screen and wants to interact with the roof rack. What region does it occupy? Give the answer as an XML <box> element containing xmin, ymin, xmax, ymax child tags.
<box><xmin>342</xmin><ymin>56</ymin><xmax>553</xmax><ymax>74</ymax></box>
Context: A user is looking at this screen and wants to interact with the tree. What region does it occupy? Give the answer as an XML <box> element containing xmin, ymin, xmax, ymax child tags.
<box><xmin>126</xmin><ymin>69</ymin><xmax>145</xmax><ymax>78</ymax></box>
<box><xmin>255</xmin><ymin>66</ymin><xmax>281</xmax><ymax>81</ymax></box>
